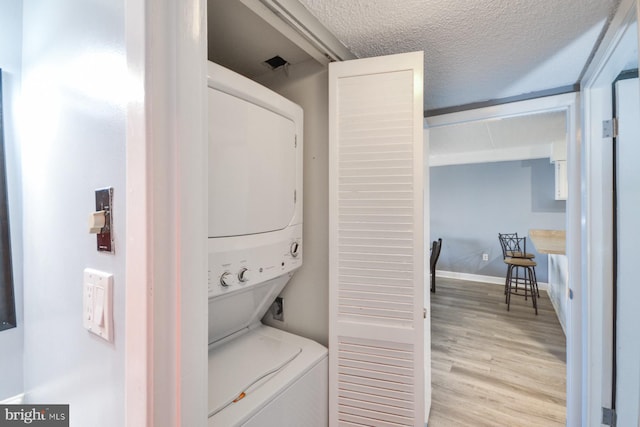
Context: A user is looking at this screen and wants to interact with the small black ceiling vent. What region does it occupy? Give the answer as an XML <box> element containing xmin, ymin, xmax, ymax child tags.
<box><xmin>263</xmin><ymin>55</ymin><xmax>289</xmax><ymax>71</ymax></box>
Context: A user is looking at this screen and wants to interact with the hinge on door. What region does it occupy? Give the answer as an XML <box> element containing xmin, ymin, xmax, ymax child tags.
<box><xmin>603</xmin><ymin>118</ymin><xmax>618</xmax><ymax>138</ymax></box>
<box><xmin>294</xmin><ymin>190</ymin><xmax>297</xmax><ymax>203</ymax></box>
<box><xmin>602</xmin><ymin>407</ymin><xmax>616</xmax><ymax>426</ymax></box>
<box><xmin>295</xmin><ymin>135</ymin><xmax>297</xmax><ymax>148</ymax></box>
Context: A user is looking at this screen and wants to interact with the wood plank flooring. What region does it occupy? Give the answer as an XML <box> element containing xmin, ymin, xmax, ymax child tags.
<box><xmin>428</xmin><ymin>277</ymin><xmax>566</xmax><ymax>427</ymax></box>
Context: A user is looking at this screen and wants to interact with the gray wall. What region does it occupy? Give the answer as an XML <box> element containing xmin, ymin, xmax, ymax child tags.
<box><xmin>0</xmin><ymin>0</ymin><xmax>24</xmax><ymax>401</ymax></box>
<box><xmin>430</xmin><ymin>159</ymin><xmax>566</xmax><ymax>283</ymax></box>
<box><xmin>257</xmin><ymin>60</ymin><xmax>330</xmax><ymax>347</ymax></box>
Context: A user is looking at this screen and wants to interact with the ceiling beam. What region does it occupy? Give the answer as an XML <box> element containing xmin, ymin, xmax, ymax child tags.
<box><xmin>424</xmin><ymin>84</ymin><xmax>580</xmax><ymax>118</ymax></box>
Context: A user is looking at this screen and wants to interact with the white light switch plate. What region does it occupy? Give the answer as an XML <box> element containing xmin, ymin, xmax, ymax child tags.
<box><xmin>83</xmin><ymin>268</ymin><xmax>113</xmax><ymax>342</ymax></box>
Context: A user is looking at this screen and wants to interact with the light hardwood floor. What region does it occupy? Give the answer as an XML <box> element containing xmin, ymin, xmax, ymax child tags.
<box><xmin>428</xmin><ymin>277</ymin><xmax>566</xmax><ymax>427</ymax></box>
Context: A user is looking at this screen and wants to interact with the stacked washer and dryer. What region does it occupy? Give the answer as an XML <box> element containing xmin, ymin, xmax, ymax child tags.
<box><xmin>206</xmin><ymin>62</ymin><xmax>328</xmax><ymax>426</ymax></box>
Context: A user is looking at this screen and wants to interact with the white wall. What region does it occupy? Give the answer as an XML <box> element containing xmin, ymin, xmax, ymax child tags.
<box><xmin>0</xmin><ymin>0</ymin><xmax>24</xmax><ymax>401</ymax></box>
<box><xmin>257</xmin><ymin>60</ymin><xmax>330</xmax><ymax>346</ymax></box>
<box><xmin>20</xmin><ymin>1</ymin><xmax>126</xmax><ymax>425</ymax></box>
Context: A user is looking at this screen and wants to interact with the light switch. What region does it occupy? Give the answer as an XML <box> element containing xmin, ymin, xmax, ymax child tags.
<box><xmin>89</xmin><ymin>211</ymin><xmax>107</xmax><ymax>234</ymax></box>
<box><xmin>94</xmin><ymin>286</ymin><xmax>105</xmax><ymax>326</ymax></box>
<box><xmin>93</xmin><ymin>188</ymin><xmax>114</xmax><ymax>253</ymax></box>
<box><xmin>83</xmin><ymin>268</ymin><xmax>113</xmax><ymax>342</ymax></box>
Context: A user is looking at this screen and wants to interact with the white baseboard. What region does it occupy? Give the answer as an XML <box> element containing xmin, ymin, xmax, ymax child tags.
<box><xmin>436</xmin><ymin>270</ymin><xmax>549</xmax><ymax>290</ymax></box>
<box><xmin>1</xmin><ymin>393</ymin><xmax>24</xmax><ymax>404</ymax></box>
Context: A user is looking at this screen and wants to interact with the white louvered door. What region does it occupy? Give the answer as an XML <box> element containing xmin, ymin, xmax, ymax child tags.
<box><xmin>329</xmin><ymin>52</ymin><xmax>428</xmax><ymax>426</ymax></box>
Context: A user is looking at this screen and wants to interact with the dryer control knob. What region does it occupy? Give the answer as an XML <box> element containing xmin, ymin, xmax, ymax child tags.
<box><xmin>290</xmin><ymin>241</ymin><xmax>300</xmax><ymax>258</ymax></box>
<box><xmin>238</xmin><ymin>267</ymin><xmax>249</xmax><ymax>283</ymax></box>
<box><xmin>219</xmin><ymin>272</ymin><xmax>232</xmax><ymax>287</ymax></box>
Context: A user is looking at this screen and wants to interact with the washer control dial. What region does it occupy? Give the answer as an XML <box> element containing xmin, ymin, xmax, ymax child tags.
<box><xmin>238</xmin><ymin>267</ymin><xmax>249</xmax><ymax>283</ymax></box>
<box><xmin>219</xmin><ymin>272</ymin><xmax>232</xmax><ymax>287</ymax></box>
<box><xmin>290</xmin><ymin>241</ymin><xmax>300</xmax><ymax>258</ymax></box>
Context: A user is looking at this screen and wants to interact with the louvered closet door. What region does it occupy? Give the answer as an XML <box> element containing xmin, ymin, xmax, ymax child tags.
<box><xmin>329</xmin><ymin>51</ymin><xmax>427</xmax><ymax>427</ymax></box>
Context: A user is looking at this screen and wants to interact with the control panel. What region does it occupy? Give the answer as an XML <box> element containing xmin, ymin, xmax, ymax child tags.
<box><xmin>208</xmin><ymin>224</ymin><xmax>302</xmax><ymax>298</ymax></box>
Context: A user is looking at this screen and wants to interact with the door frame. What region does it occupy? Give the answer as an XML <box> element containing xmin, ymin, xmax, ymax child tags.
<box><xmin>425</xmin><ymin>90</ymin><xmax>581</xmax><ymax>424</ymax></box>
<box><xmin>124</xmin><ymin>1</ymin><xmax>350</xmax><ymax>425</ymax></box>
<box><xmin>579</xmin><ymin>0</ymin><xmax>640</xmax><ymax>424</ymax></box>
<box><xmin>611</xmin><ymin>71</ymin><xmax>640</xmax><ymax>426</ymax></box>
<box><xmin>124</xmin><ymin>0</ymin><xmax>208</xmax><ymax>425</ymax></box>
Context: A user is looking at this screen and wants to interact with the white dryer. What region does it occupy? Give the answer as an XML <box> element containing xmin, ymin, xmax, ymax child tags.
<box><xmin>207</xmin><ymin>61</ymin><xmax>328</xmax><ymax>427</ymax></box>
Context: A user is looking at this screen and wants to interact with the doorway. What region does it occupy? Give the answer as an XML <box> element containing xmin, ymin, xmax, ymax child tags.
<box><xmin>579</xmin><ymin>1</ymin><xmax>639</xmax><ymax>423</ymax></box>
<box><xmin>611</xmin><ymin>71</ymin><xmax>640</xmax><ymax>426</ymax></box>
<box><xmin>425</xmin><ymin>97</ymin><xmax>575</xmax><ymax>425</ymax></box>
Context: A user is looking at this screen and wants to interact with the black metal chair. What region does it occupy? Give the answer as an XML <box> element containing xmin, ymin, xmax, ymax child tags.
<box><xmin>430</xmin><ymin>238</ymin><xmax>442</xmax><ymax>293</ymax></box>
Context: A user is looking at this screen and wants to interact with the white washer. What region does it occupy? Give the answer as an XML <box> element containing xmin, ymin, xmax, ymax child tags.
<box><xmin>208</xmin><ymin>325</ymin><xmax>328</xmax><ymax>427</ymax></box>
<box><xmin>207</xmin><ymin>61</ymin><xmax>327</xmax><ymax>426</ymax></box>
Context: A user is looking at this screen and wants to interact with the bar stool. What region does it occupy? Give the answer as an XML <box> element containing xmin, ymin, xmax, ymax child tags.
<box><xmin>498</xmin><ymin>232</ymin><xmax>536</xmax><ymax>259</ymax></box>
<box><xmin>498</xmin><ymin>233</ymin><xmax>539</xmax><ymax>297</ymax></box>
<box><xmin>504</xmin><ymin>256</ymin><xmax>538</xmax><ymax>315</ymax></box>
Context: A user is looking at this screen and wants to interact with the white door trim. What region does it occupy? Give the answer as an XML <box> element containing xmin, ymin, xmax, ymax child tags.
<box><xmin>579</xmin><ymin>0</ymin><xmax>639</xmax><ymax>424</ymax></box>
<box><xmin>125</xmin><ymin>0</ymin><xmax>208</xmax><ymax>425</ymax></box>
<box><xmin>612</xmin><ymin>76</ymin><xmax>640</xmax><ymax>427</ymax></box>
<box><xmin>564</xmin><ymin>90</ymin><xmax>581</xmax><ymax>427</ymax></box>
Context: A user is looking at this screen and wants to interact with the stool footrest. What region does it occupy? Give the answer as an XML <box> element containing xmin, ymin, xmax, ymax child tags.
<box><xmin>504</xmin><ymin>264</ymin><xmax>538</xmax><ymax>315</ymax></box>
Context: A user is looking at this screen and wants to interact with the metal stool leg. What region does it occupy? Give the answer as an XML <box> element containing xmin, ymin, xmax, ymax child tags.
<box><xmin>506</xmin><ymin>264</ymin><xmax>513</xmax><ymax>308</ymax></box>
<box><xmin>504</xmin><ymin>266</ymin><xmax>510</xmax><ymax>295</ymax></box>
<box><xmin>529</xmin><ymin>266</ymin><xmax>538</xmax><ymax>315</ymax></box>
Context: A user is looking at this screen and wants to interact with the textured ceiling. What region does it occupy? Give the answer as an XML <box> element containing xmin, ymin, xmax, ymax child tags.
<box><xmin>298</xmin><ymin>0</ymin><xmax>621</xmax><ymax>112</ymax></box>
